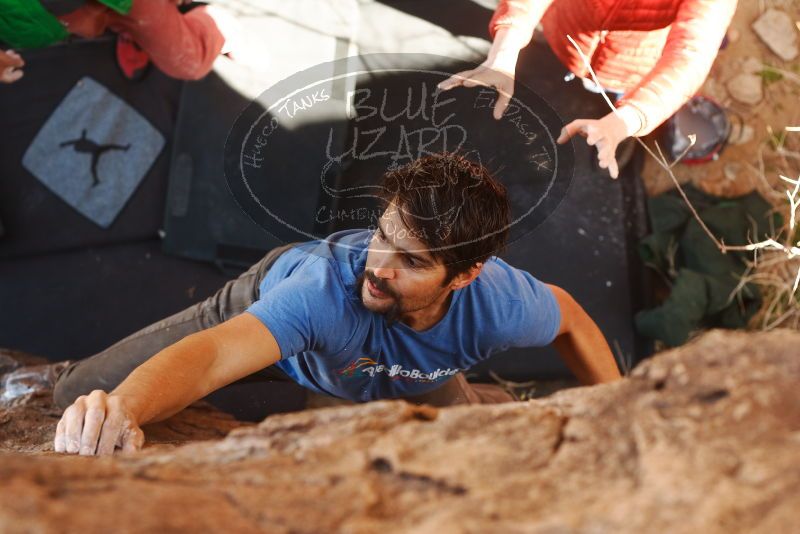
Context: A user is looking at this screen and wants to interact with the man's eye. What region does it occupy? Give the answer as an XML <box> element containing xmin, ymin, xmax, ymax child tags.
<box><xmin>404</xmin><ymin>255</ymin><xmax>417</xmax><ymax>267</ymax></box>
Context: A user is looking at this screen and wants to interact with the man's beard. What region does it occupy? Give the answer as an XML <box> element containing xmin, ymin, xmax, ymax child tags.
<box><xmin>356</xmin><ymin>270</ymin><xmax>402</xmax><ymax>326</ymax></box>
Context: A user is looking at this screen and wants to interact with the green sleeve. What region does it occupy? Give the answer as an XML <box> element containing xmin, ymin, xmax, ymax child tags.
<box><xmin>0</xmin><ymin>0</ymin><xmax>69</xmax><ymax>48</ymax></box>
<box><xmin>0</xmin><ymin>0</ymin><xmax>131</xmax><ymax>49</ymax></box>
<box><xmin>97</xmin><ymin>0</ymin><xmax>131</xmax><ymax>15</ymax></box>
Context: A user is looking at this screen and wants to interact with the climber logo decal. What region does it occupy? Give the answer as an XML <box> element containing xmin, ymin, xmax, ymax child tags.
<box><xmin>22</xmin><ymin>76</ymin><xmax>165</xmax><ymax>228</ymax></box>
<box><xmin>337</xmin><ymin>357</ymin><xmax>460</xmax><ymax>382</ymax></box>
<box><xmin>225</xmin><ymin>53</ymin><xmax>574</xmax><ymax>252</ymax></box>
<box><xmin>59</xmin><ymin>129</ymin><xmax>132</xmax><ymax>188</ymax></box>
<box><xmin>338</xmin><ymin>357</ymin><xmax>379</xmax><ymax>377</ymax></box>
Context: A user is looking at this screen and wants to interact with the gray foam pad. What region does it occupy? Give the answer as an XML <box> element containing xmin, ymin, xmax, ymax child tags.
<box><xmin>23</xmin><ymin>76</ymin><xmax>165</xmax><ymax>228</ymax></box>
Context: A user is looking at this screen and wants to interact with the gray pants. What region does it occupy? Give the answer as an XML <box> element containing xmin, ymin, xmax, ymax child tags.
<box><xmin>53</xmin><ymin>244</ymin><xmax>509</xmax><ymax>410</ymax></box>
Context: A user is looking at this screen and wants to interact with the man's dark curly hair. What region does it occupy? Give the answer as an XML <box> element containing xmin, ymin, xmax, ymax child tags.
<box><xmin>380</xmin><ymin>152</ymin><xmax>510</xmax><ymax>282</ymax></box>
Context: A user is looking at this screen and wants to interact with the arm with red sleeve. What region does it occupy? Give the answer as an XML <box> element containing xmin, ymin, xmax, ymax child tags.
<box><xmin>438</xmin><ymin>0</ymin><xmax>555</xmax><ymax>119</ymax></box>
<box><xmin>558</xmin><ymin>0</ymin><xmax>738</xmax><ymax>178</ymax></box>
<box><xmin>488</xmin><ymin>0</ymin><xmax>556</xmax><ymax>49</ymax></box>
<box><xmin>616</xmin><ymin>0</ymin><xmax>739</xmax><ymax>136</ymax></box>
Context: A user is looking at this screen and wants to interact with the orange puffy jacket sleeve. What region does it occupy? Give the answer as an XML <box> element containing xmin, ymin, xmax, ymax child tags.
<box><xmin>489</xmin><ymin>0</ymin><xmax>738</xmax><ymax>136</ymax></box>
<box><xmin>617</xmin><ymin>0</ymin><xmax>738</xmax><ymax>135</ymax></box>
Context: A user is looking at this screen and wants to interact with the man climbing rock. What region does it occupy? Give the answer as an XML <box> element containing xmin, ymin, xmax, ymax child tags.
<box><xmin>53</xmin><ymin>153</ymin><xmax>621</xmax><ymax>456</ymax></box>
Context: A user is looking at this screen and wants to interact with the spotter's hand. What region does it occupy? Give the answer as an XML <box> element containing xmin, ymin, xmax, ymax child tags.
<box><xmin>557</xmin><ymin>111</ymin><xmax>631</xmax><ymax>179</ymax></box>
<box><xmin>437</xmin><ymin>62</ymin><xmax>515</xmax><ymax>120</ymax></box>
<box><xmin>54</xmin><ymin>390</ymin><xmax>144</xmax><ymax>456</ymax></box>
<box><xmin>0</xmin><ymin>50</ymin><xmax>24</xmax><ymax>83</ymax></box>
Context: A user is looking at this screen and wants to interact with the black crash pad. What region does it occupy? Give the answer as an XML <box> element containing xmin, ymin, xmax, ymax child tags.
<box><xmin>0</xmin><ymin>240</ymin><xmax>229</xmax><ymax>361</ymax></box>
<box><xmin>0</xmin><ymin>37</ymin><xmax>182</xmax><ymax>258</ymax></box>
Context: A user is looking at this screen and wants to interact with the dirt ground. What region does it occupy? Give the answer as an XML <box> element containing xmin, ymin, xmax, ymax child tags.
<box><xmin>641</xmin><ymin>0</ymin><xmax>800</xmax><ymax>204</ymax></box>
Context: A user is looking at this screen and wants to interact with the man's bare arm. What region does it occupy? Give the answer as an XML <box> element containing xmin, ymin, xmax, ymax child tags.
<box><xmin>54</xmin><ymin>312</ymin><xmax>280</xmax><ymax>456</ymax></box>
<box><xmin>547</xmin><ymin>284</ymin><xmax>622</xmax><ymax>384</ymax></box>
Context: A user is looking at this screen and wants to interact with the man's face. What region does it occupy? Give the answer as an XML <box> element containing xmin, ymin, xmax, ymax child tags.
<box><xmin>360</xmin><ymin>207</ymin><xmax>452</xmax><ymax>323</ymax></box>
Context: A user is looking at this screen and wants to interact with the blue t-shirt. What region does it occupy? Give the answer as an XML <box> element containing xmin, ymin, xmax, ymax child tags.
<box><xmin>246</xmin><ymin>230</ymin><xmax>561</xmax><ymax>402</ymax></box>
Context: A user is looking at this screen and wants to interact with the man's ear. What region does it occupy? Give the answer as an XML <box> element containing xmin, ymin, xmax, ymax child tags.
<box><xmin>448</xmin><ymin>263</ymin><xmax>483</xmax><ymax>290</ymax></box>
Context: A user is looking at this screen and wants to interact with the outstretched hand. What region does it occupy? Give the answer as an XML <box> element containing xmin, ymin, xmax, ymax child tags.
<box><xmin>0</xmin><ymin>50</ymin><xmax>24</xmax><ymax>83</ymax></box>
<box><xmin>437</xmin><ymin>61</ymin><xmax>515</xmax><ymax>120</ymax></box>
<box><xmin>557</xmin><ymin>111</ymin><xmax>631</xmax><ymax>179</ymax></box>
<box><xmin>54</xmin><ymin>390</ymin><xmax>144</xmax><ymax>456</ymax></box>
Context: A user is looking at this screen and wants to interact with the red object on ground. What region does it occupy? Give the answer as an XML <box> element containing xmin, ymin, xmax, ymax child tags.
<box><xmin>59</xmin><ymin>0</ymin><xmax>225</xmax><ymax>81</ymax></box>
<box><xmin>489</xmin><ymin>0</ymin><xmax>738</xmax><ymax>136</ymax></box>
<box><xmin>115</xmin><ymin>33</ymin><xmax>149</xmax><ymax>80</ymax></box>
<box><xmin>662</xmin><ymin>95</ymin><xmax>731</xmax><ymax>165</ymax></box>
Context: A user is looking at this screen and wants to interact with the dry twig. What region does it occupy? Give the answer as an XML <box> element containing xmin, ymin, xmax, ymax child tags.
<box><xmin>566</xmin><ymin>35</ymin><xmax>800</xmax><ymax>309</ymax></box>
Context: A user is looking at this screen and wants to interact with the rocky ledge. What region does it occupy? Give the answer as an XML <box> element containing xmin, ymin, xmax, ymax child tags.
<box><xmin>1</xmin><ymin>330</ymin><xmax>798</xmax><ymax>533</ymax></box>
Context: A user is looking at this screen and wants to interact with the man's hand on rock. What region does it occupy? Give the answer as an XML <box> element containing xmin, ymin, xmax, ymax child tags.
<box><xmin>0</xmin><ymin>50</ymin><xmax>24</xmax><ymax>83</ymax></box>
<box><xmin>54</xmin><ymin>390</ymin><xmax>144</xmax><ymax>456</ymax></box>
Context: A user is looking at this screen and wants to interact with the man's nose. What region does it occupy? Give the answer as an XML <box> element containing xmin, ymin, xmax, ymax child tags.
<box><xmin>373</xmin><ymin>265</ymin><xmax>395</xmax><ymax>279</ymax></box>
<box><xmin>372</xmin><ymin>252</ymin><xmax>396</xmax><ymax>279</ymax></box>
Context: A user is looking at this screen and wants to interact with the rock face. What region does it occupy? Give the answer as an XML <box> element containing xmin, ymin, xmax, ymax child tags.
<box><xmin>1</xmin><ymin>330</ymin><xmax>800</xmax><ymax>533</ymax></box>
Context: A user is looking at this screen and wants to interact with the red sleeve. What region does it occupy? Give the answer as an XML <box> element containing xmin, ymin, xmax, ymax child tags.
<box><xmin>488</xmin><ymin>0</ymin><xmax>556</xmax><ymax>45</ymax></box>
<box><xmin>57</xmin><ymin>3</ymin><xmax>112</xmax><ymax>39</ymax></box>
<box><xmin>616</xmin><ymin>0</ymin><xmax>738</xmax><ymax>136</ymax></box>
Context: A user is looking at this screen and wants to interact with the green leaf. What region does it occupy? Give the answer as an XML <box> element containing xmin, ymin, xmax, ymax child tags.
<box><xmin>758</xmin><ymin>67</ymin><xmax>783</xmax><ymax>85</ymax></box>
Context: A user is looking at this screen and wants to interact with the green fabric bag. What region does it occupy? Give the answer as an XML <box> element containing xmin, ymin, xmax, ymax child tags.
<box><xmin>0</xmin><ymin>0</ymin><xmax>132</xmax><ymax>49</ymax></box>
<box><xmin>636</xmin><ymin>185</ymin><xmax>778</xmax><ymax>346</ymax></box>
<box><xmin>635</xmin><ymin>269</ymin><xmax>709</xmax><ymax>347</ymax></box>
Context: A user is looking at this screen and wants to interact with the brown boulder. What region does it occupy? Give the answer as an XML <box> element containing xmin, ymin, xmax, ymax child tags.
<box><xmin>1</xmin><ymin>330</ymin><xmax>799</xmax><ymax>533</ymax></box>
